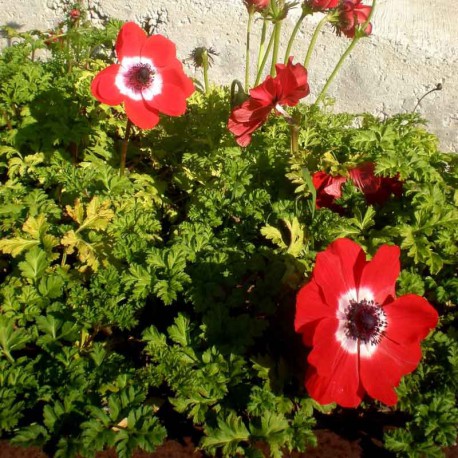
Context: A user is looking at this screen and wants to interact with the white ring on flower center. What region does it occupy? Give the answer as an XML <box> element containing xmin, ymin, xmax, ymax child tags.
<box><xmin>115</xmin><ymin>56</ymin><xmax>163</xmax><ymax>102</ymax></box>
<box><xmin>335</xmin><ymin>287</ymin><xmax>382</xmax><ymax>357</ymax></box>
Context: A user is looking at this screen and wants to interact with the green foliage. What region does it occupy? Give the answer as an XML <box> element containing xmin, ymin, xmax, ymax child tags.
<box><xmin>0</xmin><ymin>8</ymin><xmax>456</xmax><ymax>458</ymax></box>
<box><xmin>385</xmin><ymin>330</ymin><xmax>458</xmax><ymax>457</ymax></box>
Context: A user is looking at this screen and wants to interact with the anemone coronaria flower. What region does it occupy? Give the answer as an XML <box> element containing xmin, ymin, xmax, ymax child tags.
<box><xmin>228</xmin><ymin>57</ymin><xmax>309</xmax><ymax>146</ymax></box>
<box><xmin>335</xmin><ymin>0</ymin><xmax>372</xmax><ymax>38</ymax></box>
<box><xmin>295</xmin><ymin>238</ymin><xmax>438</xmax><ymax>407</ymax></box>
<box><xmin>91</xmin><ymin>22</ymin><xmax>194</xmax><ymax>129</ymax></box>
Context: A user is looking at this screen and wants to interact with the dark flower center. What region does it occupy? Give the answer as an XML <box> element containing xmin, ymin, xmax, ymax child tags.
<box><xmin>344</xmin><ymin>298</ymin><xmax>386</xmax><ymax>345</ymax></box>
<box><xmin>126</xmin><ymin>64</ymin><xmax>155</xmax><ymax>92</ymax></box>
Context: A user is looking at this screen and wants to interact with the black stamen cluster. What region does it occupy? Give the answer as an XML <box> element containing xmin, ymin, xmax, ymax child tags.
<box><xmin>344</xmin><ymin>298</ymin><xmax>386</xmax><ymax>345</ymax></box>
<box><xmin>127</xmin><ymin>64</ymin><xmax>155</xmax><ymax>92</ymax></box>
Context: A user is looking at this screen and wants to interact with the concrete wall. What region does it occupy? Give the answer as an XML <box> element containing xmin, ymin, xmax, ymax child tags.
<box><xmin>1</xmin><ymin>0</ymin><xmax>457</xmax><ymax>151</ymax></box>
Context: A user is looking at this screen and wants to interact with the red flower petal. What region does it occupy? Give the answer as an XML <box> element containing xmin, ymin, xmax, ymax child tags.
<box><xmin>249</xmin><ymin>76</ymin><xmax>277</xmax><ymax>105</ymax></box>
<box><xmin>360</xmin><ymin>338</ymin><xmax>423</xmax><ymax>406</ymax></box>
<box><xmin>116</xmin><ymin>22</ymin><xmax>147</xmax><ymax>61</ymax></box>
<box><xmin>159</xmin><ymin>65</ymin><xmax>195</xmax><ymax>98</ymax></box>
<box><xmin>306</xmin><ymin>365</ymin><xmax>364</xmax><ymax>408</ymax></box>
<box><xmin>307</xmin><ymin>318</ymin><xmax>342</xmax><ymax>376</ymax></box>
<box><xmin>349</xmin><ymin>162</ymin><xmax>381</xmax><ymax>195</ymax></box>
<box><xmin>124</xmin><ymin>97</ymin><xmax>160</xmax><ymax>130</ymax></box>
<box><xmin>312</xmin><ymin>171</ymin><xmax>347</xmax><ymax>210</ymax></box>
<box><xmin>306</xmin><ymin>319</ymin><xmax>363</xmax><ymax>407</ymax></box>
<box><xmin>313</xmin><ymin>238</ymin><xmax>367</xmax><ymax>309</ymax></box>
<box><xmin>275</xmin><ymin>58</ymin><xmax>310</xmax><ymax>107</ymax></box>
<box><xmin>295</xmin><ymin>279</ymin><xmax>333</xmax><ymax>346</ymax></box>
<box><xmin>227</xmin><ymin>115</ymin><xmax>267</xmax><ymax>147</ymax></box>
<box><xmin>359</xmin><ymin>244</ymin><xmax>400</xmax><ymax>305</ymax></box>
<box><xmin>141</xmin><ymin>34</ymin><xmax>176</xmax><ymax>68</ymax></box>
<box><xmin>383</xmin><ymin>295</ymin><xmax>439</xmax><ymax>345</ymax></box>
<box><xmin>228</xmin><ymin>98</ymin><xmax>273</xmax><ymax>146</ymax></box>
<box><xmin>147</xmin><ymin>83</ymin><xmax>187</xmax><ymax>116</ymax></box>
<box><xmin>91</xmin><ymin>64</ymin><xmax>123</xmax><ymax>106</ymax></box>
<box><xmin>231</xmin><ymin>98</ymin><xmax>271</xmax><ymax>122</ymax></box>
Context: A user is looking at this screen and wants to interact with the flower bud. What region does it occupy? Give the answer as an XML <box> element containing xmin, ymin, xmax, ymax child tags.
<box><xmin>187</xmin><ymin>47</ymin><xmax>218</xmax><ymax>68</ymax></box>
<box><xmin>70</xmin><ymin>9</ymin><xmax>81</xmax><ymax>20</ymax></box>
<box><xmin>332</xmin><ymin>0</ymin><xmax>372</xmax><ymax>38</ymax></box>
<box><xmin>243</xmin><ymin>0</ymin><xmax>270</xmax><ymax>12</ymax></box>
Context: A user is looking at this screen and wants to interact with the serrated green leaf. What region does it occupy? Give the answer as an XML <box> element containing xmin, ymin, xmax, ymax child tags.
<box><xmin>0</xmin><ymin>317</ymin><xmax>29</xmax><ymax>362</ymax></box>
<box><xmin>202</xmin><ymin>412</ymin><xmax>250</xmax><ymax>456</ymax></box>
<box><xmin>0</xmin><ymin>237</ymin><xmax>39</xmax><ymax>257</ymax></box>
<box><xmin>18</xmin><ymin>246</ymin><xmax>48</xmax><ymax>281</ymax></box>
<box><xmin>167</xmin><ymin>314</ymin><xmax>190</xmax><ymax>347</ymax></box>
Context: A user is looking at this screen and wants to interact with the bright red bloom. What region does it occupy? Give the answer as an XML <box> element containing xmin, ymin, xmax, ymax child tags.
<box><xmin>307</xmin><ymin>0</ymin><xmax>340</xmax><ymax>11</ymax></box>
<box><xmin>335</xmin><ymin>0</ymin><xmax>372</xmax><ymax>38</ymax></box>
<box><xmin>70</xmin><ymin>9</ymin><xmax>81</xmax><ymax>20</ymax></box>
<box><xmin>350</xmin><ymin>162</ymin><xmax>403</xmax><ymax>205</ymax></box>
<box><xmin>228</xmin><ymin>58</ymin><xmax>310</xmax><ymax>146</ymax></box>
<box><xmin>313</xmin><ymin>163</ymin><xmax>403</xmax><ymax>210</ymax></box>
<box><xmin>295</xmin><ymin>238</ymin><xmax>438</xmax><ymax>407</ymax></box>
<box><xmin>312</xmin><ymin>171</ymin><xmax>347</xmax><ymax>210</ymax></box>
<box><xmin>244</xmin><ymin>0</ymin><xmax>270</xmax><ymax>11</ymax></box>
<box><xmin>91</xmin><ymin>22</ymin><xmax>194</xmax><ymax>130</ymax></box>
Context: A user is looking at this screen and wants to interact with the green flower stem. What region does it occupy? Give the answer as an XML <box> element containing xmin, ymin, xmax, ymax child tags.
<box><xmin>256</xmin><ymin>17</ymin><xmax>268</xmax><ymax>75</ymax></box>
<box><xmin>275</xmin><ymin>104</ymin><xmax>299</xmax><ymax>155</ymax></box>
<box><xmin>303</xmin><ymin>14</ymin><xmax>330</xmax><ymax>69</ymax></box>
<box><xmin>314</xmin><ymin>0</ymin><xmax>376</xmax><ymax>105</ymax></box>
<box><xmin>314</xmin><ymin>36</ymin><xmax>359</xmax><ymax>106</ymax></box>
<box><xmin>255</xmin><ymin>29</ymin><xmax>275</xmax><ymax>86</ymax></box>
<box><xmin>201</xmin><ymin>49</ymin><xmax>210</xmax><ymax>94</ymax></box>
<box><xmin>120</xmin><ymin>119</ymin><xmax>133</xmax><ymax>176</ymax></box>
<box><xmin>270</xmin><ymin>20</ymin><xmax>283</xmax><ymax>76</ymax></box>
<box><xmin>290</xmin><ymin>123</ymin><xmax>299</xmax><ymax>155</ymax></box>
<box><xmin>245</xmin><ymin>9</ymin><xmax>254</xmax><ymax>91</ymax></box>
<box><xmin>284</xmin><ymin>12</ymin><xmax>306</xmax><ymax>64</ymax></box>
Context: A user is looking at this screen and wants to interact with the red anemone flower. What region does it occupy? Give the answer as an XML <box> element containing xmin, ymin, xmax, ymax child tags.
<box><xmin>312</xmin><ymin>171</ymin><xmax>347</xmax><ymax>210</ymax></box>
<box><xmin>228</xmin><ymin>57</ymin><xmax>309</xmax><ymax>146</ymax></box>
<box><xmin>244</xmin><ymin>0</ymin><xmax>270</xmax><ymax>11</ymax></box>
<box><xmin>350</xmin><ymin>162</ymin><xmax>403</xmax><ymax>205</ymax></box>
<box><xmin>295</xmin><ymin>238</ymin><xmax>438</xmax><ymax>407</ymax></box>
<box><xmin>70</xmin><ymin>9</ymin><xmax>81</xmax><ymax>20</ymax></box>
<box><xmin>335</xmin><ymin>0</ymin><xmax>372</xmax><ymax>38</ymax></box>
<box><xmin>91</xmin><ymin>22</ymin><xmax>194</xmax><ymax>130</ymax></box>
<box><xmin>307</xmin><ymin>0</ymin><xmax>340</xmax><ymax>11</ymax></box>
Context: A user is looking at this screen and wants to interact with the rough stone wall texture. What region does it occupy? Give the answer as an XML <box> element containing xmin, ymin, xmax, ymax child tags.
<box><xmin>1</xmin><ymin>0</ymin><xmax>457</xmax><ymax>151</ymax></box>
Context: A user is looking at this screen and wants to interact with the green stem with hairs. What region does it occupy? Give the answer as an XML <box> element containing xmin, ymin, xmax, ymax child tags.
<box><xmin>256</xmin><ymin>17</ymin><xmax>268</xmax><ymax>74</ymax></box>
<box><xmin>303</xmin><ymin>14</ymin><xmax>330</xmax><ymax>69</ymax></box>
<box><xmin>202</xmin><ymin>49</ymin><xmax>210</xmax><ymax>94</ymax></box>
<box><xmin>255</xmin><ymin>29</ymin><xmax>275</xmax><ymax>85</ymax></box>
<box><xmin>270</xmin><ymin>20</ymin><xmax>282</xmax><ymax>76</ymax></box>
<box><xmin>120</xmin><ymin>119</ymin><xmax>133</xmax><ymax>176</ymax></box>
<box><xmin>314</xmin><ymin>36</ymin><xmax>359</xmax><ymax>106</ymax></box>
<box><xmin>245</xmin><ymin>9</ymin><xmax>254</xmax><ymax>91</ymax></box>
<box><xmin>315</xmin><ymin>0</ymin><xmax>376</xmax><ymax>105</ymax></box>
<box><xmin>284</xmin><ymin>12</ymin><xmax>306</xmax><ymax>64</ymax></box>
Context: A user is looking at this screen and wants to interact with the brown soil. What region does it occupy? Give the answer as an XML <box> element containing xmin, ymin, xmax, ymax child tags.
<box><xmin>0</xmin><ymin>431</ymin><xmax>364</xmax><ymax>458</ymax></box>
<box><xmin>1</xmin><ymin>431</ymin><xmax>457</xmax><ymax>458</ymax></box>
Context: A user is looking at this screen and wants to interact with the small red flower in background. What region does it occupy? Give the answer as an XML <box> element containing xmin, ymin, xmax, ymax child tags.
<box><xmin>91</xmin><ymin>22</ymin><xmax>194</xmax><ymax>130</ymax></box>
<box><xmin>349</xmin><ymin>162</ymin><xmax>403</xmax><ymax>205</ymax></box>
<box><xmin>306</xmin><ymin>0</ymin><xmax>340</xmax><ymax>11</ymax></box>
<box><xmin>70</xmin><ymin>9</ymin><xmax>81</xmax><ymax>20</ymax></box>
<box><xmin>313</xmin><ymin>163</ymin><xmax>403</xmax><ymax>210</ymax></box>
<box><xmin>244</xmin><ymin>0</ymin><xmax>270</xmax><ymax>12</ymax></box>
<box><xmin>228</xmin><ymin>57</ymin><xmax>309</xmax><ymax>146</ymax></box>
<box><xmin>312</xmin><ymin>171</ymin><xmax>346</xmax><ymax>211</ymax></box>
<box><xmin>44</xmin><ymin>29</ymin><xmax>64</xmax><ymax>49</ymax></box>
<box><xmin>335</xmin><ymin>0</ymin><xmax>372</xmax><ymax>38</ymax></box>
<box><xmin>295</xmin><ymin>238</ymin><xmax>438</xmax><ymax>407</ymax></box>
